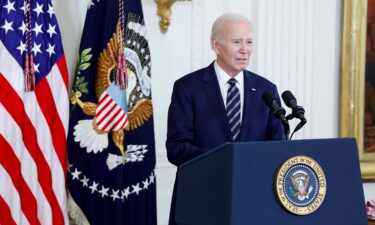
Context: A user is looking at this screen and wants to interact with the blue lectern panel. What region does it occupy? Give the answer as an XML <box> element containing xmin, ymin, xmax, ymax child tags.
<box><xmin>176</xmin><ymin>144</ymin><xmax>233</xmax><ymax>225</ymax></box>
<box><xmin>175</xmin><ymin>138</ymin><xmax>367</xmax><ymax>225</ymax></box>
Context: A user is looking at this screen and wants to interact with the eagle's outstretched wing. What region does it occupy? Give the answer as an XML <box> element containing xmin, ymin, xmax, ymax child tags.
<box><xmin>126</xmin><ymin>99</ymin><xmax>153</xmax><ymax>131</ymax></box>
<box><xmin>95</xmin><ymin>24</ymin><xmax>120</xmax><ymax>100</ymax></box>
<box><xmin>304</xmin><ymin>175</ymin><xmax>310</xmax><ymax>189</ymax></box>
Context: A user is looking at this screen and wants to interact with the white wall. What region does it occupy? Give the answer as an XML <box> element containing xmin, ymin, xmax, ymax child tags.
<box><xmin>53</xmin><ymin>0</ymin><xmax>375</xmax><ymax>224</ymax></box>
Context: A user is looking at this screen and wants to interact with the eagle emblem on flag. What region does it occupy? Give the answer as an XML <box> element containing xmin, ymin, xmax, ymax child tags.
<box><xmin>70</xmin><ymin>14</ymin><xmax>152</xmax><ymax>171</ymax></box>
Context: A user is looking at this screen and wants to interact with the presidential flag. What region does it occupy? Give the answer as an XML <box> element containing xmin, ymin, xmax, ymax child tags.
<box><xmin>0</xmin><ymin>0</ymin><xmax>69</xmax><ymax>224</ymax></box>
<box><xmin>67</xmin><ymin>0</ymin><xmax>157</xmax><ymax>224</ymax></box>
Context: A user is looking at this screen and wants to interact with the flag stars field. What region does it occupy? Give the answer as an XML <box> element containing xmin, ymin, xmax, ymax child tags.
<box><xmin>16</xmin><ymin>40</ymin><xmax>26</xmax><ymax>54</ymax></box>
<box><xmin>18</xmin><ymin>21</ymin><xmax>27</xmax><ymax>34</ymax></box>
<box><xmin>46</xmin><ymin>43</ymin><xmax>55</xmax><ymax>57</ymax></box>
<box><xmin>47</xmin><ymin>4</ymin><xmax>54</xmax><ymax>18</ymax></box>
<box><xmin>32</xmin><ymin>22</ymin><xmax>43</xmax><ymax>37</ymax></box>
<box><xmin>32</xmin><ymin>42</ymin><xmax>42</xmax><ymax>56</ymax></box>
<box><xmin>19</xmin><ymin>1</ymin><xmax>25</xmax><ymax>12</ymax></box>
<box><xmin>33</xmin><ymin>63</ymin><xmax>40</xmax><ymax>73</ymax></box>
<box><xmin>1</xmin><ymin>0</ymin><xmax>64</xmax><ymax>81</ymax></box>
<box><xmin>3</xmin><ymin>0</ymin><xmax>15</xmax><ymax>14</ymax></box>
<box><xmin>47</xmin><ymin>24</ymin><xmax>56</xmax><ymax>37</ymax></box>
<box><xmin>1</xmin><ymin>19</ymin><xmax>13</xmax><ymax>34</ymax></box>
<box><xmin>33</xmin><ymin>2</ymin><xmax>44</xmax><ymax>17</ymax></box>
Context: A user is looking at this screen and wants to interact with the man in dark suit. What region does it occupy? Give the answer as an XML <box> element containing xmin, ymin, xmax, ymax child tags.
<box><xmin>166</xmin><ymin>13</ymin><xmax>285</xmax><ymax>225</ymax></box>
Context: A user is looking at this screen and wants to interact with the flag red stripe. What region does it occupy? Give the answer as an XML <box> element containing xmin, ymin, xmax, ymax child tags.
<box><xmin>35</xmin><ymin>79</ymin><xmax>67</xmax><ymax>178</ymax></box>
<box><xmin>97</xmin><ymin>103</ymin><xmax>117</xmax><ymax>125</ymax></box>
<box><xmin>117</xmin><ymin>117</ymin><xmax>128</xmax><ymax>130</ymax></box>
<box><xmin>106</xmin><ymin>112</ymin><xmax>126</xmax><ymax>131</ymax></box>
<box><xmin>56</xmin><ymin>56</ymin><xmax>69</xmax><ymax>92</ymax></box>
<box><xmin>96</xmin><ymin>94</ymin><xmax>111</xmax><ymax>116</ymax></box>
<box><xmin>0</xmin><ymin>135</ymin><xmax>40</xmax><ymax>225</ymax></box>
<box><xmin>101</xmin><ymin>107</ymin><xmax>123</xmax><ymax>130</ymax></box>
<box><xmin>0</xmin><ymin>73</ymin><xmax>64</xmax><ymax>225</ymax></box>
<box><xmin>0</xmin><ymin>196</ymin><xmax>17</xmax><ymax>225</ymax></box>
<box><xmin>98</xmin><ymin>92</ymin><xmax>109</xmax><ymax>106</ymax></box>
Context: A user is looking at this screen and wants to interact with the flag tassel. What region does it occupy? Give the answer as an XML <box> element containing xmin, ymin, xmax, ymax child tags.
<box><xmin>24</xmin><ymin>54</ymin><xmax>35</xmax><ymax>91</ymax></box>
<box><xmin>116</xmin><ymin>50</ymin><xmax>127</xmax><ymax>90</ymax></box>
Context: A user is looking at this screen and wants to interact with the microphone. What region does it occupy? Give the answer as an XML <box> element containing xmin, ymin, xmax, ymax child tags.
<box><xmin>262</xmin><ymin>92</ymin><xmax>287</xmax><ymax>123</ymax></box>
<box><xmin>262</xmin><ymin>92</ymin><xmax>290</xmax><ymax>139</ymax></box>
<box><xmin>281</xmin><ymin>90</ymin><xmax>307</xmax><ymax>137</ymax></box>
<box><xmin>281</xmin><ymin>90</ymin><xmax>306</xmax><ymax>123</ymax></box>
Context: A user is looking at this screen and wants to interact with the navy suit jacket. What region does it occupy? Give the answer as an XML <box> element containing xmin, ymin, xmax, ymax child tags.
<box><xmin>166</xmin><ymin>62</ymin><xmax>284</xmax><ymax>225</ymax></box>
<box><xmin>166</xmin><ymin>62</ymin><xmax>284</xmax><ymax>166</ymax></box>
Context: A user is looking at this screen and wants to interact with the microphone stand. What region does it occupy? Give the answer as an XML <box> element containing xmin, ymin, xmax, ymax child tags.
<box><xmin>283</xmin><ymin>122</ymin><xmax>290</xmax><ymax>140</ymax></box>
<box><xmin>286</xmin><ymin>114</ymin><xmax>307</xmax><ymax>140</ymax></box>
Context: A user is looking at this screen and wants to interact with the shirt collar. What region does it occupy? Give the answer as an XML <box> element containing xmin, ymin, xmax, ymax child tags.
<box><xmin>214</xmin><ymin>61</ymin><xmax>244</xmax><ymax>87</ymax></box>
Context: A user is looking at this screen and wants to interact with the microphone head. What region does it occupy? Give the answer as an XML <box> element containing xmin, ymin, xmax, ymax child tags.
<box><xmin>281</xmin><ymin>90</ymin><xmax>296</xmax><ymax>108</ymax></box>
<box><xmin>262</xmin><ymin>91</ymin><xmax>287</xmax><ymax>118</ymax></box>
<box><xmin>262</xmin><ymin>92</ymin><xmax>290</xmax><ymax>137</ymax></box>
<box><xmin>282</xmin><ymin>90</ymin><xmax>306</xmax><ymax>122</ymax></box>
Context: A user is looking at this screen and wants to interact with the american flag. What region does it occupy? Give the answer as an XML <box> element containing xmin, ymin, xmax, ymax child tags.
<box><xmin>0</xmin><ymin>0</ymin><xmax>69</xmax><ymax>224</ymax></box>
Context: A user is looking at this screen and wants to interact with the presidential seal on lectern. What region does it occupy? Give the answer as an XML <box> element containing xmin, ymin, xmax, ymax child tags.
<box><xmin>275</xmin><ymin>155</ymin><xmax>327</xmax><ymax>215</ymax></box>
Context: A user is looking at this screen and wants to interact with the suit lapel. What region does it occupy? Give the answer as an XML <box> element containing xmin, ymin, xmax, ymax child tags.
<box><xmin>203</xmin><ymin>63</ymin><xmax>231</xmax><ymax>138</ymax></box>
<box><xmin>239</xmin><ymin>71</ymin><xmax>258</xmax><ymax>141</ymax></box>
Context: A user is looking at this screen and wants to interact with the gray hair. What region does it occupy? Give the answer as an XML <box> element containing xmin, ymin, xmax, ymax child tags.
<box><xmin>210</xmin><ymin>13</ymin><xmax>252</xmax><ymax>49</ymax></box>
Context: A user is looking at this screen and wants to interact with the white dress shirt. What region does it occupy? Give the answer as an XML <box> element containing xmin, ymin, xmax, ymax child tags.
<box><xmin>214</xmin><ymin>61</ymin><xmax>244</xmax><ymax>123</ymax></box>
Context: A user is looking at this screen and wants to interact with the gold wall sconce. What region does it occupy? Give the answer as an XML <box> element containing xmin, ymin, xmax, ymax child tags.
<box><xmin>154</xmin><ymin>0</ymin><xmax>192</xmax><ymax>34</ymax></box>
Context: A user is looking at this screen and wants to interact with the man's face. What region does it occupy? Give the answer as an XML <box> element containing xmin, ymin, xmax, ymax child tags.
<box><xmin>213</xmin><ymin>21</ymin><xmax>253</xmax><ymax>77</ymax></box>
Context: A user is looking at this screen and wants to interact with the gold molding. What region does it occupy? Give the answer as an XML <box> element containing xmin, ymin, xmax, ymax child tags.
<box><xmin>340</xmin><ymin>0</ymin><xmax>375</xmax><ymax>181</ymax></box>
<box><xmin>154</xmin><ymin>0</ymin><xmax>191</xmax><ymax>34</ymax></box>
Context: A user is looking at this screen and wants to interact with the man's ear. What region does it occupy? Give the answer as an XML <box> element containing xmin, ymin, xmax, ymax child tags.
<box><xmin>213</xmin><ymin>38</ymin><xmax>220</xmax><ymax>55</ymax></box>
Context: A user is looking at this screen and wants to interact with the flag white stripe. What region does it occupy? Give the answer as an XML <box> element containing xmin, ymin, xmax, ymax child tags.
<box><xmin>98</xmin><ymin>103</ymin><xmax>123</xmax><ymax>129</ymax></box>
<box><xmin>23</xmin><ymin>94</ymin><xmax>67</xmax><ymax>219</ymax></box>
<box><xmin>0</xmin><ymin>102</ymin><xmax>53</xmax><ymax>225</ymax></box>
<box><xmin>96</xmin><ymin>93</ymin><xmax>111</xmax><ymax>114</ymax></box>
<box><xmin>103</xmin><ymin>108</ymin><xmax>125</xmax><ymax>131</ymax></box>
<box><xmin>0</xmin><ymin>42</ymin><xmax>24</xmax><ymax>97</ymax></box>
<box><xmin>113</xmin><ymin>114</ymin><xmax>128</xmax><ymax>131</ymax></box>
<box><xmin>0</xmin><ymin>164</ymin><xmax>30</xmax><ymax>225</ymax></box>
<box><xmin>46</xmin><ymin>66</ymin><xmax>69</xmax><ymax>135</ymax></box>
<box><xmin>96</xmin><ymin>99</ymin><xmax>116</xmax><ymax>122</ymax></box>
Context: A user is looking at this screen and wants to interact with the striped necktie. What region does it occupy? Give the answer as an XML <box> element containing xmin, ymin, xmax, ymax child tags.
<box><xmin>226</xmin><ymin>78</ymin><xmax>241</xmax><ymax>141</ymax></box>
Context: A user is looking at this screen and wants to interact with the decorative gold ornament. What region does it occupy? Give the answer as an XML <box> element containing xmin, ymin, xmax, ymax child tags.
<box><xmin>154</xmin><ymin>0</ymin><xmax>191</xmax><ymax>34</ymax></box>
